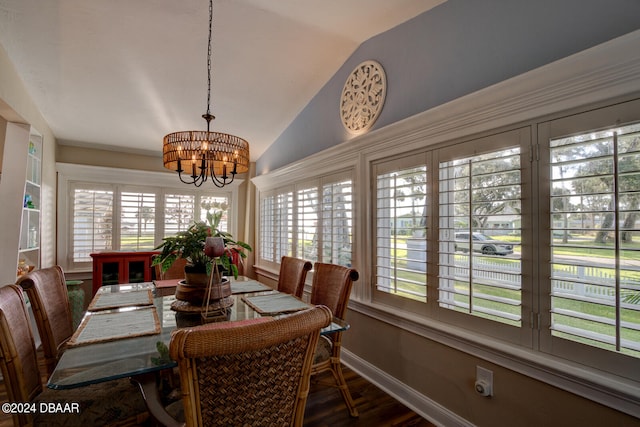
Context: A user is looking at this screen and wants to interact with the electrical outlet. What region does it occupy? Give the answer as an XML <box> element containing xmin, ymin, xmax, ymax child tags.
<box><xmin>475</xmin><ymin>366</ymin><xmax>493</xmax><ymax>397</ymax></box>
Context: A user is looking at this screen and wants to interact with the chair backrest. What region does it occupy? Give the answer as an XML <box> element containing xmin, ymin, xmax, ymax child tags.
<box><xmin>16</xmin><ymin>265</ymin><xmax>73</xmax><ymax>376</ymax></box>
<box><xmin>155</xmin><ymin>257</ymin><xmax>188</xmax><ymax>280</ymax></box>
<box><xmin>309</xmin><ymin>263</ymin><xmax>359</xmax><ymax>319</ymax></box>
<box><xmin>0</xmin><ymin>284</ymin><xmax>43</xmax><ymax>426</ymax></box>
<box><xmin>277</xmin><ymin>256</ymin><xmax>312</xmax><ymax>298</ymax></box>
<box><xmin>170</xmin><ymin>305</ymin><xmax>332</xmax><ymax>427</ymax></box>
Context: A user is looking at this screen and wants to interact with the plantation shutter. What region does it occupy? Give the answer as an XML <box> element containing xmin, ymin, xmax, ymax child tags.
<box><xmin>260</xmin><ymin>194</ymin><xmax>275</xmax><ymax>263</ymax></box>
<box><xmin>164</xmin><ymin>194</ymin><xmax>195</xmax><ymax>237</ymax></box>
<box><xmin>120</xmin><ymin>191</ymin><xmax>156</xmax><ymax>250</ymax></box>
<box><xmin>297</xmin><ymin>185</ymin><xmax>319</xmax><ymax>262</ymax></box>
<box><xmin>374</xmin><ymin>156</ymin><xmax>428</xmax><ymax>302</ymax></box>
<box><xmin>437</xmin><ymin>139</ymin><xmax>523</xmax><ymax>327</ymax></box>
<box><xmin>71</xmin><ymin>185</ymin><xmax>114</xmax><ymax>263</ymax></box>
<box><xmin>321</xmin><ymin>177</ymin><xmax>353</xmax><ymax>266</ymax></box>
<box><xmin>549</xmin><ymin>122</ymin><xmax>640</xmax><ymax>355</ymax></box>
<box><xmin>259</xmin><ymin>190</ymin><xmax>293</xmax><ymax>265</ymax></box>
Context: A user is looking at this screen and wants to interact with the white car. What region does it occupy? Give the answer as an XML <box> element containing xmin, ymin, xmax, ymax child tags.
<box><xmin>454</xmin><ymin>232</ymin><xmax>513</xmax><ymax>255</ymax></box>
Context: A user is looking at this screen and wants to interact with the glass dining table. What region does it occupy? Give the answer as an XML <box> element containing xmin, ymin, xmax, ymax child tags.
<box><xmin>47</xmin><ymin>277</ymin><xmax>348</xmax><ymax>390</ymax></box>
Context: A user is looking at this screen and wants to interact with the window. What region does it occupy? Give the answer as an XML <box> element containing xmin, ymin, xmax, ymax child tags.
<box><xmin>258</xmin><ymin>173</ymin><xmax>353</xmax><ymax>270</ymax></box>
<box><xmin>539</xmin><ymin>99</ymin><xmax>640</xmax><ymax>377</ymax></box>
<box><xmin>374</xmin><ymin>155</ymin><xmax>428</xmax><ymax>303</ymax></box>
<box><xmin>66</xmin><ymin>179</ymin><xmax>230</xmax><ymax>271</ymax></box>
<box><xmin>163</xmin><ymin>194</ymin><xmax>229</xmax><ymax>238</ymax></box>
<box><xmin>200</xmin><ymin>196</ymin><xmax>230</xmax><ymax>230</ymax></box>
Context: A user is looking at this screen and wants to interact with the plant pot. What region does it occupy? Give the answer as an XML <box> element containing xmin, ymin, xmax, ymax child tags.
<box><xmin>183</xmin><ymin>265</ymin><xmax>208</xmax><ymax>287</ymax></box>
<box><xmin>175</xmin><ymin>278</ymin><xmax>231</xmax><ymax>304</ymax></box>
<box><xmin>184</xmin><ymin>271</ymin><xmax>209</xmax><ymax>287</ymax></box>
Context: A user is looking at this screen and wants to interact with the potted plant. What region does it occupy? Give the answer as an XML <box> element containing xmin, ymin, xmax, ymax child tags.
<box><xmin>152</xmin><ymin>204</ymin><xmax>252</xmax><ymax>286</ymax></box>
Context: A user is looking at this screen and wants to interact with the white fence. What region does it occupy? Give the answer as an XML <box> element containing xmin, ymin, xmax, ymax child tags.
<box><xmin>452</xmin><ymin>257</ymin><xmax>640</xmax><ymax>301</ymax></box>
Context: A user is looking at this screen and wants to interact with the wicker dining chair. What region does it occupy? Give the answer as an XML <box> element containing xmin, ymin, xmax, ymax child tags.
<box><xmin>0</xmin><ymin>284</ymin><xmax>148</xmax><ymax>427</ymax></box>
<box><xmin>16</xmin><ymin>265</ymin><xmax>75</xmax><ymax>376</ymax></box>
<box><xmin>134</xmin><ymin>305</ymin><xmax>332</xmax><ymax>427</ymax></box>
<box><xmin>277</xmin><ymin>256</ymin><xmax>312</xmax><ymax>298</ymax></box>
<box><xmin>309</xmin><ymin>262</ymin><xmax>360</xmax><ymax>417</ymax></box>
<box><xmin>154</xmin><ymin>257</ymin><xmax>188</xmax><ymax>280</ymax></box>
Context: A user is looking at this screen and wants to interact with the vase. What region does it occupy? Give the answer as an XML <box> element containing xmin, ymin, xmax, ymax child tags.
<box><xmin>65</xmin><ymin>280</ymin><xmax>85</xmax><ymax>329</ymax></box>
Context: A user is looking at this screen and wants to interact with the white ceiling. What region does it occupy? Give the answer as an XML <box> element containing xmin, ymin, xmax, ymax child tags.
<box><xmin>0</xmin><ymin>0</ymin><xmax>445</xmax><ymax>161</ymax></box>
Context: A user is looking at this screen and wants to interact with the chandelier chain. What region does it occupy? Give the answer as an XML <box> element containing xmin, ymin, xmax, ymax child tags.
<box><xmin>206</xmin><ymin>0</ymin><xmax>213</xmax><ymax>130</ymax></box>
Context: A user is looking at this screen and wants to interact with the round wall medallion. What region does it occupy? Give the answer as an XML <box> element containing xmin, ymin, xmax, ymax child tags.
<box><xmin>339</xmin><ymin>60</ymin><xmax>387</xmax><ymax>134</ymax></box>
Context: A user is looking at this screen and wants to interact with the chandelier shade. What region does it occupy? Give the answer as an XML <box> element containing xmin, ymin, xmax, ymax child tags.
<box><xmin>162</xmin><ymin>0</ymin><xmax>249</xmax><ymax>188</ymax></box>
<box><xmin>163</xmin><ymin>130</ymin><xmax>250</xmax><ymax>182</ymax></box>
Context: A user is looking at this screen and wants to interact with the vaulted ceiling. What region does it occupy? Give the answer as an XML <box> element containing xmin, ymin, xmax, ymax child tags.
<box><xmin>0</xmin><ymin>0</ymin><xmax>445</xmax><ymax>160</ymax></box>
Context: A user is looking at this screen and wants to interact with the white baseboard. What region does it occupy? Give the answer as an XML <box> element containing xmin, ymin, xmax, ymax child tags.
<box><xmin>341</xmin><ymin>349</ymin><xmax>474</xmax><ymax>427</ymax></box>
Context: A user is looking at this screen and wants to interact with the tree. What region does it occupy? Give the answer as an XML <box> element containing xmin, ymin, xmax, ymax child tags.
<box><xmin>555</xmin><ymin>131</ymin><xmax>640</xmax><ymax>244</ymax></box>
<box><xmin>138</xmin><ymin>206</ymin><xmax>154</xmax><ymax>231</ymax></box>
<box><xmin>394</xmin><ymin>168</ymin><xmax>427</xmax><ymax>236</ymax></box>
<box><xmin>453</xmin><ymin>149</ymin><xmax>520</xmax><ymax>231</ymax></box>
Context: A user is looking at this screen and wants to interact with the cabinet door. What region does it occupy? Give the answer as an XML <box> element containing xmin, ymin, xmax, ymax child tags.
<box><xmin>124</xmin><ymin>256</ymin><xmax>150</xmax><ymax>283</ymax></box>
<box><xmin>99</xmin><ymin>261</ymin><xmax>122</xmax><ymax>286</ymax></box>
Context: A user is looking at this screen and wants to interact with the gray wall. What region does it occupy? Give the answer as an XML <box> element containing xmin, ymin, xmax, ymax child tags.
<box><xmin>256</xmin><ymin>0</ymin><xmax>640</xmax><ymax>175</ymax></box>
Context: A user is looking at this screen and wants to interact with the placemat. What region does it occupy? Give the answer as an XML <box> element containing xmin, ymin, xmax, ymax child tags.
<box><xmin>67</xmin><ymin>307</ymin><xmax>161</xmax><ymax>347</ymax></box>
<box><xmin>88</xmin><ymin>289</ymin><xmax>154</xmax><ymax>311</ymax></box>
<box><xmin>241</xmin><ymin>292</ymin><xmax>311</xmax><ymax>315</ymax></box>
<box><xmin>231</xmin><ymin>280</ymin><xmax>272</xmax><ymax>294</ymax></box>
<box><xmin>153</xmin><ymin>279</ymin><xmax>180</xmax><ymax>290</ymax></box>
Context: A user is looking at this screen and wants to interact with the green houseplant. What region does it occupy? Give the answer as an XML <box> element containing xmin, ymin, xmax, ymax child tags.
<box><xmin>152</xmin><ymin>206</ymin><xmax>252</xmax><ymax>282</ymax></box>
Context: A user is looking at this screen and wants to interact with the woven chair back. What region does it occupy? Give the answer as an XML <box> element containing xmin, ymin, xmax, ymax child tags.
<box><xmin>0</xmin><ymin>284</ymin><xmax>43</xmax><ymax>425</ymax></box>
<box><xmin>16</xmin><ymin>265</ymin><xmax>73</xmax><ymax>376</ymax></box>
<box><xmin>309</xmin><ymin>263</ymin><xmax>359</xmax><ymax>319</ymax></box>
<box><xmin>17</xmin><ymin>265</ymin><xmax>73</xmax><ymax>374</ymax></box>
<box><xmin>155</xmin><ymin>257</ymin><xmax>188</xmax><ymax>280</ymax></box>
<box><xmin>171</xmin><ymin>305</ymin><xmax>332</xmax><ymax>427</ymax></box>
<box><xmin>277</xmin><ymin>256</ymin><xmax>312</xmax><ymax>298</ymax></box>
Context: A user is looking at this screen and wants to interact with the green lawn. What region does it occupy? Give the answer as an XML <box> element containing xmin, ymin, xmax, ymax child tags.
<box><xmin>380</xmin><ymin>234</ymin><xmax>640</xmax><ymax>355</ymax></box>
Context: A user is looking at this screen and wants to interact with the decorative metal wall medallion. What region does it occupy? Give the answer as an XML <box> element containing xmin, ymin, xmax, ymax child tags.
<box><xmin>339</xmin><ymin>60</ymin><xmax>387</xmax><ymax>133</ymax></box>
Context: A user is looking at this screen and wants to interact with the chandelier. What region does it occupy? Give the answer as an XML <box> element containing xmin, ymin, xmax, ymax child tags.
<box><xmin>162</xmin><ymin>0</ymin><xmax>249</xmax><ymax>188</ymax></box>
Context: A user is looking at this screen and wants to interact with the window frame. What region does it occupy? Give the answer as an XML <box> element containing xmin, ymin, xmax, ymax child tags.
<box><xmin>371</xmin><ymin>152</ymin><xmax>430</xmax><ymax>314</ymax></box>
<box><xmin>537</xmin><ymin>97</ymin><xmax>640</xmax><ymax>381</ymax></box>
<box><xmin>433</xmin><ymin>127</ymin><xmax>532</xmax><ymax>345</ymax></box>
<box><xmin>255</xmin><ymin>170</ymin><xmax>355</xmax><ymax>275</ymax></box>
<box><xmin>57</xmin><ymin>163</ymin><xmax>239</xmax><ymax>273</ymax></box>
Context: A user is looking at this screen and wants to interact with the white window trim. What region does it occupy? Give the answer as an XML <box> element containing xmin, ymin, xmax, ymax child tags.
<box><xmin>57</xmin><ymin>163</ymin><xmax>242</xmax><ymax>273</ymax></box>
<box><xmin>252</xmin><ymin>30</ymin><xmax>640</xmax><ymax>417</ymax></box>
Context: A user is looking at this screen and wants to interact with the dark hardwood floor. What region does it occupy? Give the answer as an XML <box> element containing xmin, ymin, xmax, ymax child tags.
<box><xmin>306</xmin><ymin>368</ymin><xmax>434</xmax><ymax>427</ymax></box>
<box><xmin>0</xmin><ymin>350</ymin><xmax>434</xmax><ymax>427</ymax></box>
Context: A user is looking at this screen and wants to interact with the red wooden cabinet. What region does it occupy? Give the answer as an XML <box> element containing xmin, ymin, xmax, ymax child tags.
<box><xmin>90</xmin><ymin>251</ymin><xmax>158</xmax><ymax>296</ymax></box>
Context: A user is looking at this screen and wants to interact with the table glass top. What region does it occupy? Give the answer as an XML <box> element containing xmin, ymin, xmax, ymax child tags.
<box><xmin>47</xmin><ymin>278</ymin><xmax>348</xmax><ymax>390</ymax></box>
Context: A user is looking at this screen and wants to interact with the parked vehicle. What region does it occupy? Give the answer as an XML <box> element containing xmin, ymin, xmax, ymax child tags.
<box><xmin>454</xmin><ymin>232</ymin><xmax>513</xmax><ymax>255</ymax></box>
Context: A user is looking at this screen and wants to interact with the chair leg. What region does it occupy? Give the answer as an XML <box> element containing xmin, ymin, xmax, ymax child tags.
<box><xmin>329</xmin><ymin>358</ymin><xmax>359</xmax><ymax>417</ymax></box>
